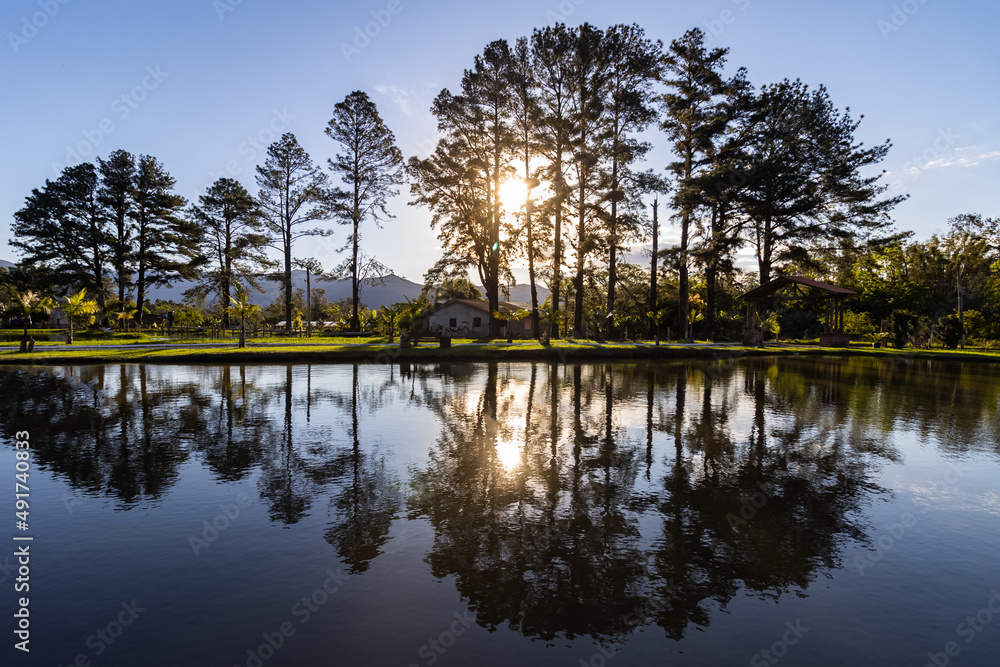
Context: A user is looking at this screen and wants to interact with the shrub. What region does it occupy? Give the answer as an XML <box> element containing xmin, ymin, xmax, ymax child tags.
<box><xmin>843</xmin><ymin>311</ymin><xmax>876</xmax><ymax>337</ymax></box>
<box><xmin>938</xmin><ymin>314</ymin><xmax>964</xmax><ymax>349</ymax></box>
<box><xmin>889</xmin><ymin>310</ymin><xmax>918</xmax><ymax>349</ymax></box>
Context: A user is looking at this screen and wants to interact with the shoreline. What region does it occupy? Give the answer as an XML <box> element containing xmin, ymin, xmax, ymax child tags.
<box><xmin>2</xmin><ymin>341</ymin><xmax>1000</xmax><ymax>365</ymax></box>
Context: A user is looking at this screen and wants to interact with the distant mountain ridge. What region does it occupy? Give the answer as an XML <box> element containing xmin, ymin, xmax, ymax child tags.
<box><xmin>0</xmin><ymin>258</ymin><xmax>549</xmax><ymax>309</ymax></box>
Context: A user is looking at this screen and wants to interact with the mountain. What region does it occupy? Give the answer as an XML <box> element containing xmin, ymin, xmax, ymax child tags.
<box><xmin>148</xmin><ymin>272</ymin><xmax>426</xmax><ymax>308</ymax></box>
<box><xmin>147</xmin><ymin>273</ymin><xmax>550</xmax><ymax>309</ymax></box>
<box><xmin>0</xmin><ymin>258</ymin><xmax>549</xmax><ymax>309</ymax></box>
<box><xmin>0</xmin><ymin>259</ymin><xmax>14</xmax><ymax>269</ymax></box>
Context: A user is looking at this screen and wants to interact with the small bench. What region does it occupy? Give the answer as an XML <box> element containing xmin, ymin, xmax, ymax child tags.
<box><xmin>401</xmin><ymin>333</ymin><xmax>451</xmax><ymax>349</ymax></box>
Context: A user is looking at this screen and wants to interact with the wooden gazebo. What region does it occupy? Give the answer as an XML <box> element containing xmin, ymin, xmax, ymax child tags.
<box><xmin>739</xmin><ymin>276</ymin><xmax>857</xmax><ymax>347</ymax></box>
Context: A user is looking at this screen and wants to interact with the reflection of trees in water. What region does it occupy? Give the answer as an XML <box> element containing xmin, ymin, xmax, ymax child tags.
<box><xmin>322</xmin><ymin>365</ymin><xmax>401</xmax><ymax>573</ymax></box>
<box><xmin>406</xmin><ymin>359</ymin><xmax>906</xmax><ymax>643</ymax></box>
<box><xmin>0</xmin><ymin>365</ymin><xmax>196</xmax><ymax>506</ymax></box>
<box><xmin>3</xmin><ymin>357</ymin><xmax>999</xmax><ymax>640</ymax></box>
<box><xmin>406</xmin><ymin>363</ymin><xmax>653</xmax><ymax>640</ymax></box>
<box><xmin>0</xmin><ymin>363</ymin><xmax>402</xmax><ymax>547</ymax></box>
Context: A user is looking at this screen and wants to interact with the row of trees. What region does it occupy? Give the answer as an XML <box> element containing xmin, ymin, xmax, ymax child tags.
<box><xmin>408</xmin><ymin>24</ymin><xmax>902</xmax><ymax>339</ymax></box>
<box><xmin>11</xmin><ymin>91</ymin><xmax>405</xmax><ymax>333</ymax></box>
<box><xmin>11</xmin><ymin>23</ymin><xmax>979</xmax><ymax>345</ymax></box>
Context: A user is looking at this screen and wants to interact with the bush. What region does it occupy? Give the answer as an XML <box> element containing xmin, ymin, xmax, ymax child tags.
<box><xmin>173</xmin><ymin>309</ymin><xmax>203</xmax><ymax>327</ymax></box>
<box><xmin>843</xmin><ymin>311</ymin><xmax>876</xmax><ymax>337</ymax></box>
<box><xmin>889</xmin><ymin>310</ymin><xmax>918</xmax><ymax>349</ymax></box>
<box><xmin>938</xmin><ymin>314</ymin><xmax>964</xmax><ymax>349</ymax></box>
<box><xmin>963</xmin><ymin>309</ymin><xmax>985</xmax><ymax>340</ymax></box>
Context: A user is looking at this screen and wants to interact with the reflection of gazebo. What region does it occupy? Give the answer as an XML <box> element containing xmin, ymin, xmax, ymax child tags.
<box><xmin>739</xmin><ymin>276</ymin><xmax>857</xmax><ymax>347</ymax></box>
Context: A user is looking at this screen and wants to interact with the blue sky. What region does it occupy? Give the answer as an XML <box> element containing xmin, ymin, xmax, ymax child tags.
<box><xmin>1</xmin><ymin>0</ymin><xmax>997</xmax><ymax>284</ymax></box>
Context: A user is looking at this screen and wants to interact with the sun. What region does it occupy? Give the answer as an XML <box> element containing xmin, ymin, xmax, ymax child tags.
<box><xmin>498</xmin><ymin>176</ymin><xmax>528</xmax><ymax>211</ymax></box>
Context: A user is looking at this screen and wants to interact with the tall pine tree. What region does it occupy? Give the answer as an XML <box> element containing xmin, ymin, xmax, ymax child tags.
<box><xmin>256</xmin><ymin>133</ymin><xmax>333</xmax><ymax>332</ymax></box>
<box><xmin>189</xmin><ymin>177</ymin><xmax>270</xmax><ymax>327</ymax></box>
<box><xmin>131</xmin><ymin>154</ymin><xmax>203</xmax><ymax>322</ymax></box>
<box><xmin>326</xmin><ymin>90</ymin><xmax>405</xmax><ymax>331</ymax></box>
<box><xmin>660</xmin><ymin>28</ymin><xmax>730</xmax><ymax>341</ymax></box>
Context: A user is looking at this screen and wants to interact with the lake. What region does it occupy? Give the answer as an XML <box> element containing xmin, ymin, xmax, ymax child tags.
<box><xmin>2</xmin><ymin>357</ymin><xmax>999</xmax><ymax>666</ymax></box>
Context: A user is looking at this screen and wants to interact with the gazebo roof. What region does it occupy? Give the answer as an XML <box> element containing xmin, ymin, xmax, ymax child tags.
<box><xmin>739</xmin><ymin>275</ymin><xmax>856</xmax><ymax>301</ymax></box>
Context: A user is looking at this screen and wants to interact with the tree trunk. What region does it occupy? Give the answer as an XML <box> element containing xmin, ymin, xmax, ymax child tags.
<box><xmin>648</xmin><ymin>198</ymin><xmax>659</xmax><ymax>338</ymax></box>
<box><xmin>607</xmin><ymin>125</ymin><xmax>621</xmax><ymax>341</ymax></box>
<box><xmin>758</xmin><ymin>216</ymin><xmax>773</xmax><ymax>285</ymax></box>
<box><xmin>677</xmin><ymin>140</ymin><xmax>693</xmax><ymax>342</ymax></box>
<box><xmin>223</xmin><ymin>230</ymin><xmax>232</xmax><ymax>329</ymax></box>
<box><xmin>527</xmin><ymin>201</ymin><xmax>540</xmax><ymax>339</ymax></box>
<box><xmin>351</xmin><ymin>216</ymin><xmax>360</xmax><ymax>332</ymax></box>
<box><xmin>705</xmin><ymin>205</ymin><xmax>718</xmax><ymax>342</ymax></box>
<box><xmin>574</xmin><ymin>184</ymin><xmax>586</xmax><ymax>336</ymax></box>
<box><xmin>136</xmin><ymin>263</ymin><xmax>146</xmax><ymax>332</ymax></box>
<box><xmin>552</xmin><ymin>155</ymin><xmax>563</xmax><ymax>338</ymax></box>
<box><xmin>677</xmin><ymin>210</ymin><xmax>689</xmax><ymax>341</ymax></box>
<box><xmin>284</xmin><ymin>232</ymin><xmax>292</xmax><ymax>334</ymax></box>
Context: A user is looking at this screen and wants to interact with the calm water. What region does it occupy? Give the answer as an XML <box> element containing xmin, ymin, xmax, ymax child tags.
<box><xmin>2</xmin><ymin>358</ymin><xmax>1000</xmax><ymax>666</ymax></box>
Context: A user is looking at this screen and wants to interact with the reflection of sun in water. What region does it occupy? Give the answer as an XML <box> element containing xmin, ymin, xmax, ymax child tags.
<box><xmin>495</xmin><ymin>438</ymin><xmax>522</xmax><ymax>472</ymax></box>
<box><xmin>498</xmin><ymin>176</ymin><xmax>528</xmax><ymax>211</ymax></box>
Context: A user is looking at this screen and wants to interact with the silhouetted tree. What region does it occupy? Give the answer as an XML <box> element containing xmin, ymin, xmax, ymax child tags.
<box><xmin>188</xmin><ymin>177</ymin><xmax>270</xmax><ymax>327</ymax></box>
<box><xmin>326</xmin><ymin>90</ymin><xmax>405</xmax><ymax>331</ymax></box>
<box><xmin>131</xmin><ymin>155</ymin><xmax>203</xmax><ymax>323</ymax></box>
<box><xmin>741</xmin><ymin>79</ymin><xmax>904</xmax><ymax>283</ymax></box>
<box><xmin>409</xmin><ymin>40</ymin><xmax>516</xmax><ymax>336</ymax></box>
<box><xmin>11</xmin><ymin>163</ymin><xmax>110</xmax><ymax>309</ymax></box>
<box><xmin>599</xmin><ymin>24</ymin><xmax>662</xmax><ymax>337</ymax></box>
<box><xmin>256</xmin><ymin>133</ymin><xmax>333</xmax><ymax>332</ymax></box>
<box><xmin>660</xmin><ymin>28</ymin><xmax>731</xmax><ymax>341</ymax></box>
<box><xmin>97</xmin><ymin>149</ymin><xmax>137</xmax><ymax>304</ymax></box>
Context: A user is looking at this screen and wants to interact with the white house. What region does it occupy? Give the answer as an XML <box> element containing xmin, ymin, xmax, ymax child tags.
<box><xmin>421</xmin><ymin>299</ymin><xmax>537</xmax><ymax>338</ymax></box>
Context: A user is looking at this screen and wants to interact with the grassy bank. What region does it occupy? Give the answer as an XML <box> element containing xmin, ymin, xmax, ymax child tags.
<box><xmin>0</xmin><ymin>330</ymin><xmax>384</xmax><ymax>346</ymax></box>
<box><xmin>3</xmin><ymin>339</ymin><xmax>1000</xmax><ymax>365</ymax></box>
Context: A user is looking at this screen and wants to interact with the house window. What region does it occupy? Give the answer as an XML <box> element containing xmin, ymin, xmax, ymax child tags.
<box><xmin>473</xmin><ymin>317</ymin><xmax>482</xmax><ymax>327</ymax></box>
<box><xmin>524</xmin><ymin>318</ymin><xmax>532</xmax><ymax>330</ymax></box>
<box><xmin>449</xmin><ymin>318</ymin><xmax>457</xmax><ymax>328</ymax></box>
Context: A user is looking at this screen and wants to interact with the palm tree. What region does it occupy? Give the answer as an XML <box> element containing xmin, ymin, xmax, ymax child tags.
<box><xmin>377</xmin><ymin>304</ymin><xmax>402</xmax><ymax>343</ymax></box>
<box><xmin>6</xmin><ymin>288</ymin><xmax>57</xmax><ymax>352</ymax></box>
<box><xmin>61</xmin><ymin>289</ymin><xmax>99</xmax><ymax>344</ymax></box>
<box><xmin>116</xmin><ymin>305</ymin><xmax>137</xmax><ymax>331</ymax></box>
<box><xmin>226</xmin><ymin>285</ymin><xmax>261</xmax><ymax>348</ymax></box>
<box><xmin>493</xmin><ymin>307</ymin><xmax>531</xmax><ymax>343</ymax></box>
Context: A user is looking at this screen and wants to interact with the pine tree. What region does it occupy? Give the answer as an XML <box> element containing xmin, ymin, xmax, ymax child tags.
<box><xmin>568</xmin><ymin>23</ymin><xmax>607</xmax><ymax>336</ymax></box>
<box><xmin>255</xmin><ymin>133</ymin><xmax>333</xmax><ymax>333</ymax></box>
<box><xmin>326</xmin><ymin>90</ymin><xmax>405</xmax><ymax>331</ymax></box>
<box><xmin>660</xmin><ymin>28</ymin><xmax>730</xmax><ymax>341</ymax></box>
<box><xmin>409</xmin><ymin>40</ymin><xmax>516</xmax><ymax>337</ymax></box>
<box><xmin>131</xmin><ymin>155</ymin><xmax>203</xmax><ymax>324</ymax></box>
<box><xmin>189</xmin><ymin>177</ymin><xmax>270</xmax><ymax>327</ymax></box>
<box><xmin>741</xmin><ymin>79</ymin><xmax>904</xmax><ymax>283</ymax></box>
<box><xmin>692</xmin><ymin>68</ymin><xmax>753</xmax><ymax>341</ymax></box>
<box><xmin>11</xmin><ymin>163</ymin><xmax>109</xmax><ymax>311</ymax></box>
<box><xmin>507</xmin><ymin>36</ymin><xmax>546</xmax><ymax>336</ymax></box>
<box><xmin>97</xmin><ymin>149</ymin><xmax>136</xmax><ymax>305</ymax></box>
<box><xmin>531</xmin><ymin>24</ymin><xmax>576</xmax><ymax>337</ymax></box>
<box><xmin>599</xmin><ymin>24</ymin><xmax>662</xmax><ymax>338</ymax></box>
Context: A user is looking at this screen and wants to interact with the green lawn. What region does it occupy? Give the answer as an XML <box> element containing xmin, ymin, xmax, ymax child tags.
<box><xmin>0</xmin><ymin>331</ymin><xmax>385</xmax><ymax>347</ymax></box>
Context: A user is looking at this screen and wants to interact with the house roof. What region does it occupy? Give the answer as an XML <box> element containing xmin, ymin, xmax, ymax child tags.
<box><xmin>740</xmin><ymin>275</ymin><xmax>857</xmax><ymax>300</ymax></box>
